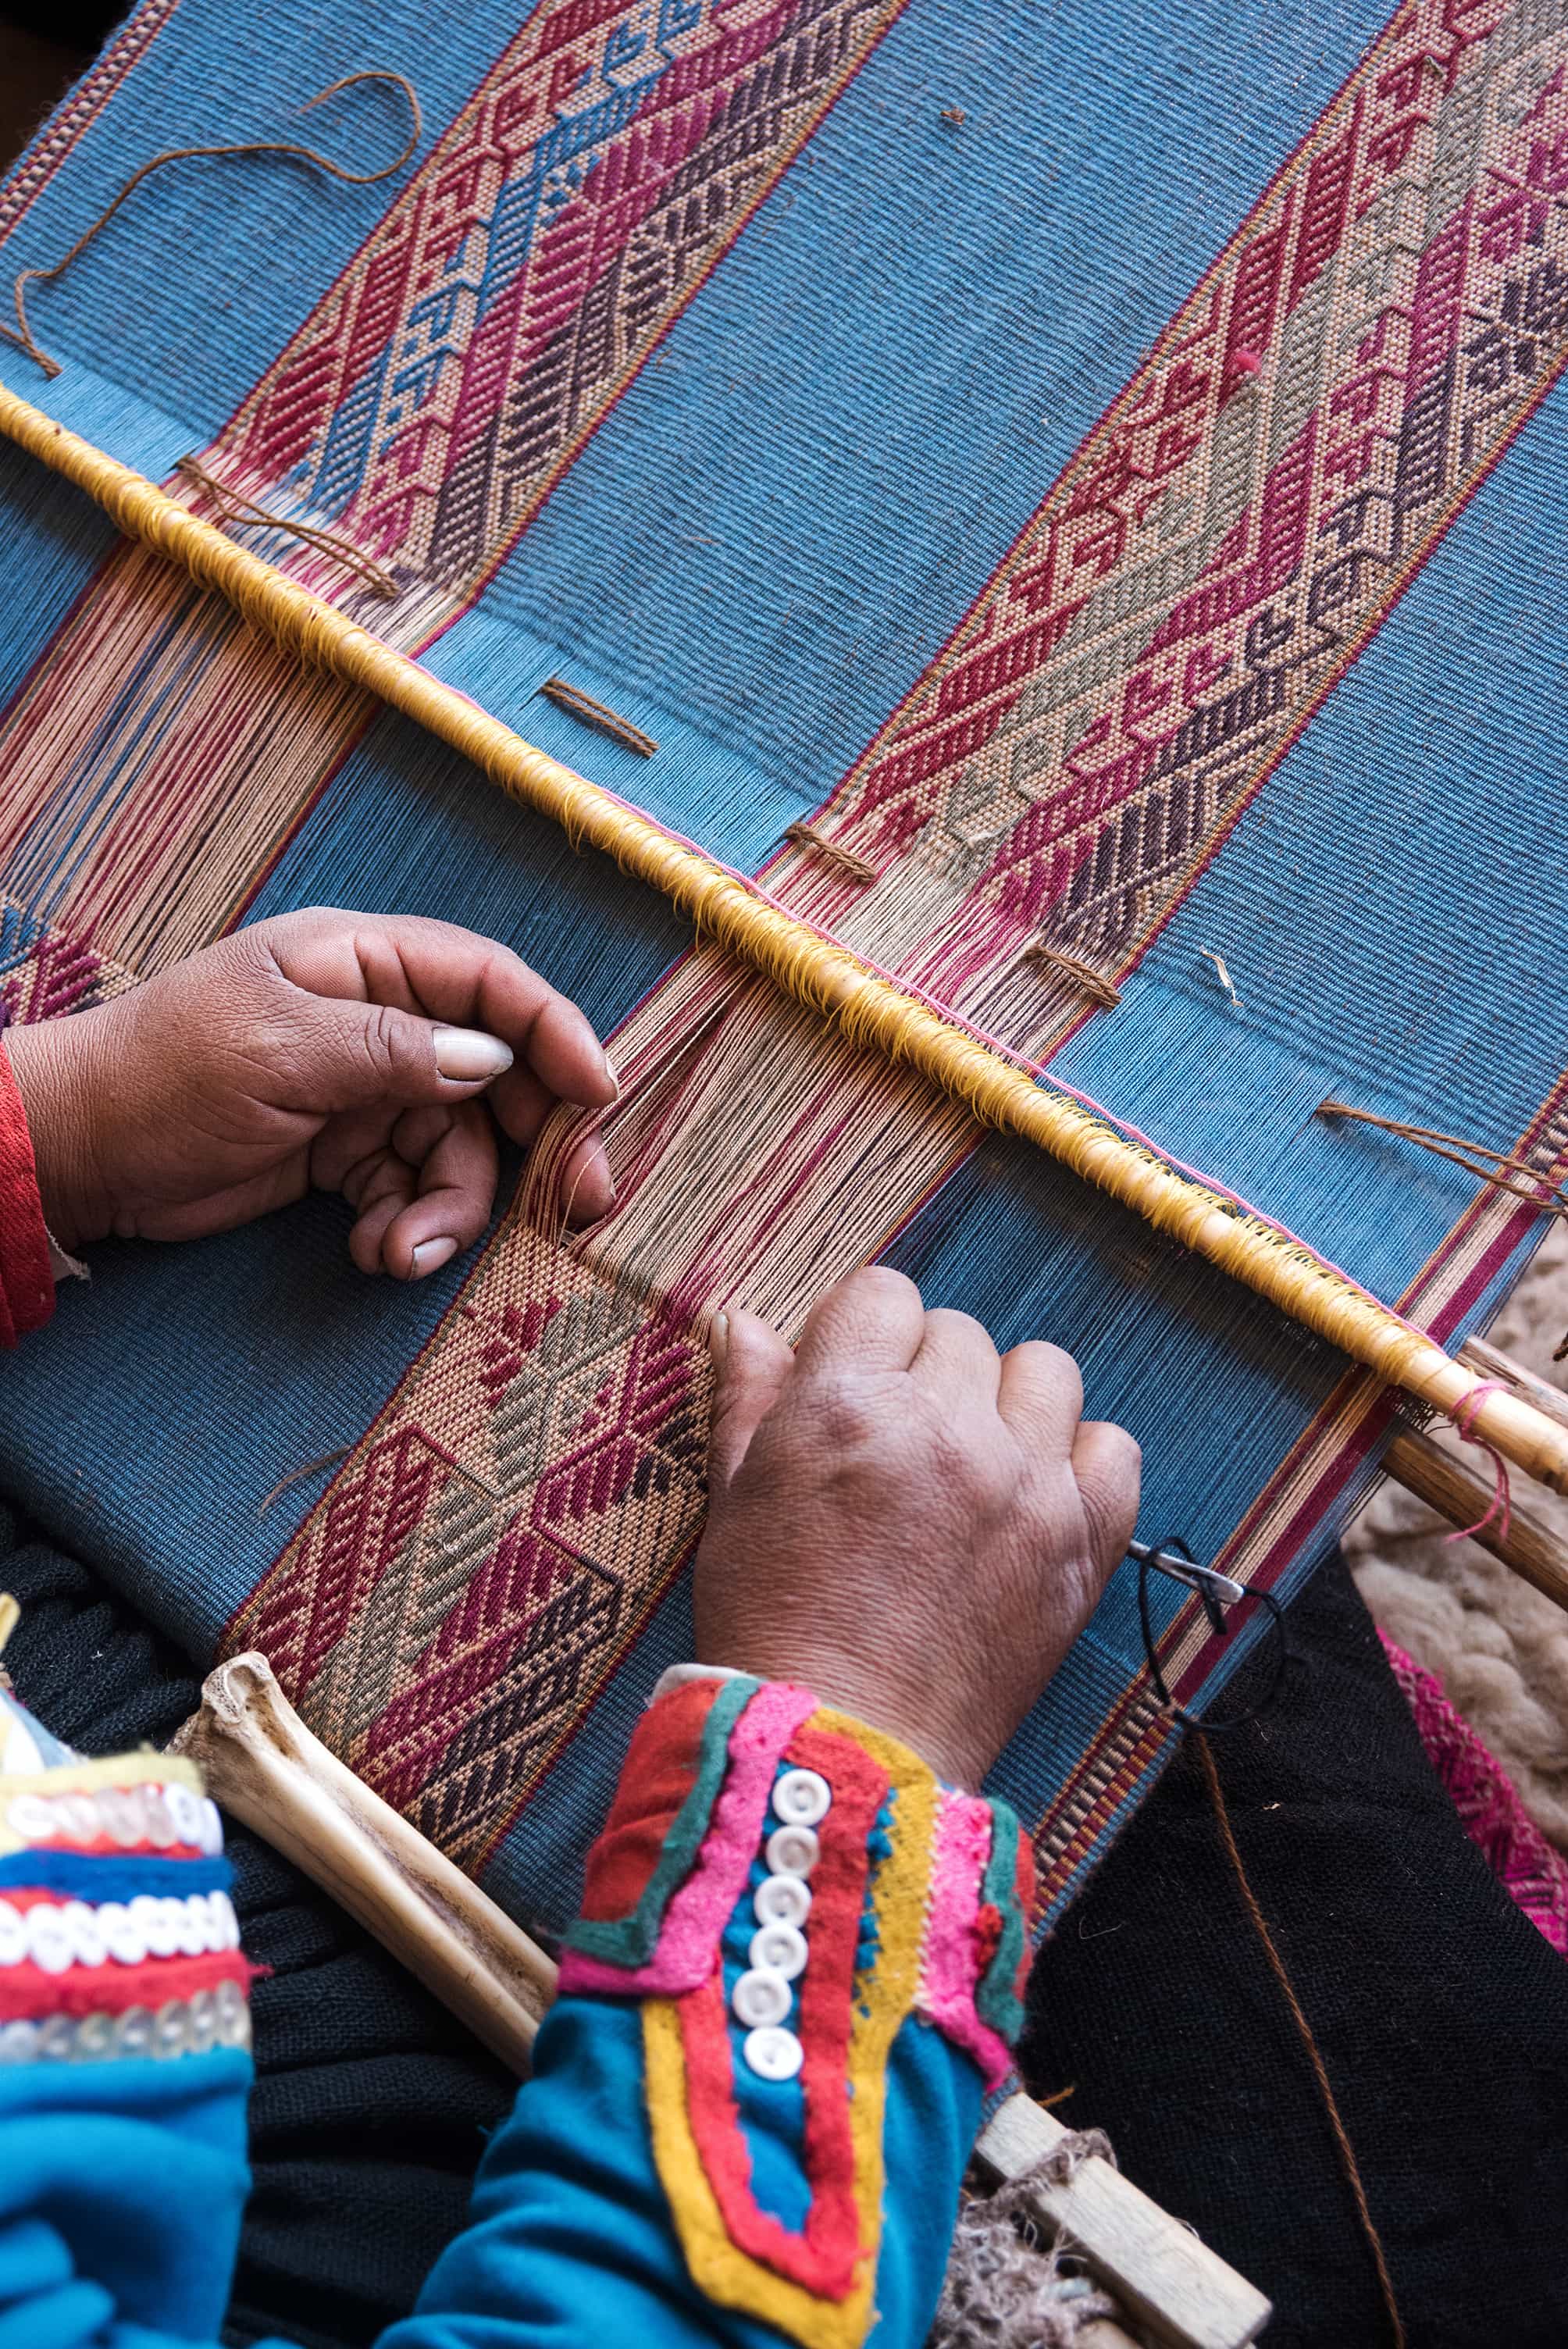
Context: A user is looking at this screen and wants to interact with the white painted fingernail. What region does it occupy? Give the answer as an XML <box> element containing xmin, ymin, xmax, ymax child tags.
<box><xmin>412</xmin><ymin>1236</ymin><xmax>458</xmax><ymax>1278</ymax></box>
<box><xmin>433</xmin><ymin>1027</ymin><xmax>513</xmax><ymax>1082</ymax></box>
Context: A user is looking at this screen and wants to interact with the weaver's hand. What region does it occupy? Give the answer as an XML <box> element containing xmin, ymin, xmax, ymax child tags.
<box><xmin>5</xmin><ymin>907</ymin><xmax>617</xmax><ymax>1277</ymax></box>
<box><xmin>696</xmin><ymin>1268</ymin><xmax>1140</xmax><ymax>1788</ymax></box>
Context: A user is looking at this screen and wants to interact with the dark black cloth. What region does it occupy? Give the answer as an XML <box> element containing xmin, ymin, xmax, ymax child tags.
<box><xmin>0</xmin><ymin>1502</ymin><xmax>515</xmax><ymax>2349</ymax></box>
<box><xmin>1021</xmin><ymin>1549</ymin><xmax>1568</xmax><ymax>2348</ymax></box>
<box><xmin>2</xmin><ymin>1499</ymin><xmax>1565</xmax><ymax>2347</ymax></box>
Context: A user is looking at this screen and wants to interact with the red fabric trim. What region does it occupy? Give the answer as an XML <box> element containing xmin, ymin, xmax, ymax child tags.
<box><xmin>576</xmin><ymin>1677</ymin><xmax>721</xmax><ymax>1924</ymax></box>
<box><xmin>0</xmin><ymin>1951</ymin><xmax>252</xmax><ymax>2020</ymax></box>
<box><xmin>675</xmin><ymin>1726</ymin><xmax>887</xmax><ymax>2300</ymax></box>
<box><xmin>0</xmin><ymin>1038</ymin><xmax>54</xmax><ymax>1344</ymax></box>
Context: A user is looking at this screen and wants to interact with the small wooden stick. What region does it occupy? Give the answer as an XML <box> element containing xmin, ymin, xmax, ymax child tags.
<box><xmin>174</xmin><ymin>1655</ymin><xmax>1271</xmax><ymax>2343</ymax></box>
<box><xmin>1459</xmin><ymin>1335</ymin><xmax>1568</xmax><ymax>1435</ymax></box>
<box><xmin>974</xmin><ymin>2097</ymin><xmax>1271</xmax><ymax>2349</ymax></box>
<box><xmin>1383</xmin><ymin>1428</ymin><xmax>1568</xmax><ymax>1613</ymax></box>
<box><xmin>169</xmin><ymin>1652</ymin><xmax>555</xmax><ymax>2069</ymax></box>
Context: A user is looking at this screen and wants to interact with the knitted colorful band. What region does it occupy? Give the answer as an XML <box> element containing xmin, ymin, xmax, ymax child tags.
<box><xmin>563</xmin><ymin>1677</ymin><xmax>1034</xmax><ymax>2348</ymax></box>
<box><xmin>0</xmin><ymin>1684</ymin><xmax>253</xmax><ymax>2061</ymax></box>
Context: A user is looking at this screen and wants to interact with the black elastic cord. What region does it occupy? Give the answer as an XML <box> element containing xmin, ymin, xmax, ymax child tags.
<box><xmin>1137</xmin><ymin>1539</ymin><xmax>1290</xmax><ymax>1732</ymax></box>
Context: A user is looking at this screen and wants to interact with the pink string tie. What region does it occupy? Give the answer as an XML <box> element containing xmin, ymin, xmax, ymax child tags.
<box><xmin>1445</xmin><ymin>1380</ymin><xmax>1513</xmax><ymax>1547</ymax></box>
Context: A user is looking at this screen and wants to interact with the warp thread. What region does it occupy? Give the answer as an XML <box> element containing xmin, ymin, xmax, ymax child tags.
<box><xmin>1193</xmin><ymin>1731</ymin><xmax>1407</xmax><ymax>2349</ymax></box>
<box><xmin>931</xmin><ymin>2140</ymin><xmax>1124</xmax><ymax>2349</ymax></box>
<box><xmin>4</xmin><ymin>70</ymin><xmax>422</xmax><ymax>380</ymax></box>
<box><xmin>175</xmin><ymin>458</ymin><xmax>396</xmax><ymax>598</ymax></box>
<box><xmin>1020</xmin><ymin>938</ymin><xmax>1121</xmax><ymax>1010</ymax></box>
<box><xmin>1318</xmin><ymin>1100</ymin><xmax>1568</xmax><ymax>1225</ymax></box>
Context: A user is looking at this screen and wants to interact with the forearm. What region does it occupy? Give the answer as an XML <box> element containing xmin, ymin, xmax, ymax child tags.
<box><xmin>383</xmin><ymin>1671</ymin><xmax>1031</xmax><ymax>2349</ymax></box>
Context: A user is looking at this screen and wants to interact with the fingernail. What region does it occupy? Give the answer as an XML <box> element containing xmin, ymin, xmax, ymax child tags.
<box><xmin>601</xmin><ymin>1049</ymin><xmax>619</xmax><ymax>1100</ymax></box>
<box><xmin>433</xmin><ymin>1027</ymin><xmax>513</xmax><ymax>1082</ymax></box>
<box><xmin>710</xmin><ymin>1310</ymin><xmax>729</xmax><ymax>1369</ymax></box>
<box><xmin>412</xmin><ymin>1236</ymin><xmax>459</xmax><ymax>1278</ymax></box>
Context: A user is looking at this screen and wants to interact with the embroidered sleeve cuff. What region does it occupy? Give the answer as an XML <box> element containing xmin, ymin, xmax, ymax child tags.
<box><xmin>558</xmin><ymin>1676</ymin><xmax>1032</xmax><ymax>2346</ymax></box>
<box><xmin>0</xmin><ymin>1038</ymin><xmax>55</xmax><ymax>1346</ymax></box>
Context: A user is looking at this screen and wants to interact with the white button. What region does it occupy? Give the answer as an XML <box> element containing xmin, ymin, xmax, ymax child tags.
<box><xmin>743</xmin><ymin>2024</ymin><xmax>804</xmax><ymax>2082</ymax></box>
<box><xmin>62</xmin><ymin>1900</ymin><xmax>106</xmax><ymax>1969</ymax></box>
<box><xmin>72</xmin><ymin>2013</ymin><xmax>115</xmax><ymax>2063</ymax></box>
<box><xmin>168</xmin><ymin>1785</ymin><xmax>205</xmax><ymax>1848</ymax></box>
<box><xmin>112</xmin><ymin>2007</ymin><xmax>152</xmax><ymax>2060</ymax></box>
<box><xmin>142</xmin><ymin>1792</ymin><xmax>176</xmax><ymax>1850</ymax></box>
<box><xmin>8</xmin><ymin>1795</ymin><xmax>55</xmax><ymax>1843</ymax></box>
<box><xmin>0</xmin><ymin>1901</ymin><xmax>27</xmax><ymax>1966</ymax></box>
<box><xmin>749</xmin><ymin>1920</ymin><xmax>807</xmax><ymax>1980</ymax></box>
<box><xmin>153</xmin><ymin>2001</ymin><xmax>187</xmax><ymax>2059</ymax></box>
<box><xmin>764</xmin><ymin>1823</ymin><xmax>819</xmax><ymax>1878</ymax></box>
<box><xmin>98</xmin><ymin>1790</ymin><xmax>144</xmax><ymax>1848</ymax></box>
<box><xmin>173</xmin><ymin>1895</ymin><xmax>207</xmax><ymax>1958</ymax></box>
<box><xmin>58</xmin><ymin>1795</ymin><xmax>102</xmax><ymax>1845</ymax></box>
<box><xmin>0</xmin><ymin>2019</ymin><xmax>39</xmax><ymax>2063</ymax></box>
<box><xmin>27</xmin><ymin>1905</ymin><xmax>73</xmax><ymax>1975</ymax></box>
<box><xmin>732</xmin><ymin>1966</ymin><xmax>793</xmax><ymax>2028</ymax></box>
<box><xmin>199</xmin><ymin>1800</ymin><xmax>225</xmax><ymax>1859</ymax></box>
<box><xmin>187</xmin><ymin>1990</ymin><xmax>218</xmax><ymax>2054</ymax></box>
<box><xmin>98</xmin><ymin>1902</ymin><xmax>146</xmax><ymax>1966</ymax></box>
<box><xmin>773</xmin><ymin>1768</ymin><xmax>831</xmax><ymax>1827</ymax></box>
<box><xmin>754</xmin><ymin>1873</ymin><xmax>811</xmax><ymax>1930</ymax></box>
<box><xmin>212</xmin><ymin>1891</ymin><xmax>241</xmax><ymax>1952</ymax></box>
<box><xmin>37</xmin><ymin>2014</ymin><xmax>75</xmax><ymax>2061</ymax></box>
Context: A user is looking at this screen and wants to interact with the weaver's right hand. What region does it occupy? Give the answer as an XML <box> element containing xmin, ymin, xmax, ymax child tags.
<box><xmin>694</xmin><ymin>1267</ymin><xmax>1140</xmax><ymax>1789</ymax></box>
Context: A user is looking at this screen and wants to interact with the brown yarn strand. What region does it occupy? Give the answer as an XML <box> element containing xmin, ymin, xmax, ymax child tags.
<box><xmin>1319</xmin><ymin>1100</ymin><xmax>1568</xmax><ymax>1223</ymax></box>
<box><xmin>539</xmin><ymin>675</ymin><xmax>658</xmax><ymax>757</ymax></box>
<box><xmin>175</xmin><ymin>456</ymin><xmax>397</xmax><ymax>597</ymax></box>
<box><xmin>5</xmin><ymin>70</ymin><xmax>422</xmax><ymax>379</ymax></box>
<box><xmin>782</xmin><ymin>820</ymin><xmax>878</xmax><ymax>886</ymax></box>
<box><xmin>1021</xmin><ymin>937</ymin><xmax>1122</xmax><ymax>1009</ymax></box>
<box><xmin>1193</xmin><ymin>1731</ymin><xmax>1407</xmax><ymax>2349</ymax></box>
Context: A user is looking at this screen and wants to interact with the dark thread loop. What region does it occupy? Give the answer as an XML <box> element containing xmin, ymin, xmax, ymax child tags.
<box><xmin>1137</xmin><ymin>1538</ymin><xmax>1289</xmax><ymax>1732</ymax></box>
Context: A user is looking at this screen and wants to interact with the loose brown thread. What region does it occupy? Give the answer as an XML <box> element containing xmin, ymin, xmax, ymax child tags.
<box><xmin>1194</xmin><ymin>1731</ymin><xmax>1406</xmax><ymax>2349</ymax></box>
<box><xmin>539</xmin><ymin>676</ymin><xmax>658</xmax><ymax>758</ymax></box>
<box><xmin>1021</xmin><ymin>938</ymin><xmax>1121</xmax><ymax>1010</ymax></box>
<box><xmin>176</xmin><ymin>455</ymin><xmax>397</xmax><ymax>598</ymax></box>
<box><xmin>5</xmin><ymin>70</ymin><xmax>422</xmax><ymax>380</ymax></box>
<box><xmin>1319</xmin><ymin>1100</ymin><xmax>1568</xmax><ymax>1224</ymax></box>
<box><xmin>783</xmin><ymin>821</ymin><xmax>878</xmax><ymax>886</ymax></box>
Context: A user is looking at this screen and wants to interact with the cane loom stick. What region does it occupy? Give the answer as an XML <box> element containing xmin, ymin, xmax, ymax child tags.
<box><xmin>172</xmin><ymin>1652</ymin><xmax>1271</xmax><ymax>2349</ymax></box>
<box><xmin>2</xmin><ymin>382</ymin><xmax>1566</xmax><ymax>1503</ymax></box>
<box><xmin>169</xmin><ymin>1650</ymin><xmax>556</xmax><ymax>2066</ymax></box>
<box><xmin>1383</xmin><ymin>1428</ymin><xmax>1568</xmax><ymax>1613</ymax></box>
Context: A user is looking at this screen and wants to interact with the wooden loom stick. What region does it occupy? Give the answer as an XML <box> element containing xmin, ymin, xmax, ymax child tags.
<box><xmin>5</xmin><ymin>377</ymin><xmax>1568</xmax><ymax>1499</ymax></box>
<box><xmin>1384</xmin><ymin>1428</ymin><xmax>1568</xmax><ymax>1613</ymax></box>
<box><xmin>171</xmin><ymin>1652</ymin><xmax>1271</xmax><ymax>2349</ymax></box>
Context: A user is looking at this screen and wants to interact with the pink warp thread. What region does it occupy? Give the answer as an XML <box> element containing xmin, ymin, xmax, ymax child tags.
<box><xmin>1445</xmin><ymin>1380</ymin><xmax>1513</xmax><ymax>1546</ymax></box>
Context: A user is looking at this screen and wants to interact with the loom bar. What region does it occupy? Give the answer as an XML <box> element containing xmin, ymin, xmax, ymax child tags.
<box><xmin>5</xmin><ymin>376</ymin><xmax>1567</xmax><ymax>1497</ymax></box>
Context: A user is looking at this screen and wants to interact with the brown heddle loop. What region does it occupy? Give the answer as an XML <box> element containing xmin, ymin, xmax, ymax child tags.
<box><xmin>1319</xmin><ymin>1100</ymin><xmax>1568</xmax><ymax>1224</ymax></box>
<box><xmin>1194</xmin><ymin>1731</ymin><xmax>1407</xmax><ymax>2349</ymax></box>
<box><xmin>4</xmin><ymin>70</ymin><xmax>422</xmax><ymax>379</ymax></box>
<box><xmin>1021</xmin><ymin>937</ymin><xmax>1122</xmax><ymax>1010</ymax></box>
<box><xmin>782</xmin><ymin>819</ymin><xmax>878</xmax><ymax>886</ymax></box>
<box><xmin>538</xmin><ymin>676</ymin><xmax>658</xmax><ymax>757</ymax></box>
<box><xmin>174</xmin><ymin>457</ymin><xmax>397</xmax><ymax>598</ymax></box>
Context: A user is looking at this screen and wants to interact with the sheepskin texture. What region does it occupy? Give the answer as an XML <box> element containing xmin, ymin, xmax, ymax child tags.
<box><xmin>1348</xmin><ymin>1223</ymin><xmax>1568</xmax><ymax>1853</ymax></box>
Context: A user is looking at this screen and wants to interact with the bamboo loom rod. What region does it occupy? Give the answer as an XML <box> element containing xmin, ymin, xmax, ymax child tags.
<box><xmin>5</xmin><ymin>376</ymin><xmax>1567</xmax><ymax>1495</ymax></box>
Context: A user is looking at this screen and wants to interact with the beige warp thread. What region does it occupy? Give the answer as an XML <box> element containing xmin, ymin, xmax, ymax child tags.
<box><xmin>930</xmin><ymin>2140</ymin><xmax>1124</xmax><ymax>2349</ymax></box>
<box><xmin>3</xmin><ymin>70</ymin><xmax>422</xmax><ymax>380</ymax></box>
<box><xmin>174</xmin><ymin>457</ymin><xmax>397</xmax><ymax>599</ymax></box>
<box><xmin>2</xmin><ymin>380</ymin><xmax>1567</xmax><ymax>1496</ymax></box>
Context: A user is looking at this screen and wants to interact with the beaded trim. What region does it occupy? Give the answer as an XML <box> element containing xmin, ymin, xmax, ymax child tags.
<box><xmin>0</xmin><ymin>1977</ymin><xmax>251</xmax><ymax>2065</ymax></box>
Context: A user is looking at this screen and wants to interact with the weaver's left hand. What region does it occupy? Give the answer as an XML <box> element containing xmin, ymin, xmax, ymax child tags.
<box><xmin>5</xmin><ymin>907</ymin><xmax>618</xmax><ymax>1278</ymax></box>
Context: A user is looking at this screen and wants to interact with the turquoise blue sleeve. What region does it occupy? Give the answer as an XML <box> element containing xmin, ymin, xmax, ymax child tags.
<box><xmin>376</xmin><ymin>1995</ymin><xmax>982</xmax><ymax>2349</ymax></box>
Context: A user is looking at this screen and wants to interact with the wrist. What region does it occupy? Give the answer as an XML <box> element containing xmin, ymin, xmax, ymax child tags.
<box><xmin>692</xmin><ymin>1637</ymin><xmax>986</xmax><ymax>1789</ymax></box>
<box><xmin>5</xmin><ymin>1013</ymin><xmax>116</xmax><ymax>1253</ymax></box>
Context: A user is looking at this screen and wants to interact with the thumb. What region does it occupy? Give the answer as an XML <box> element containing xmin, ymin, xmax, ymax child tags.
<box><xmin>707</xmin><ymin>1309</ymin><xmax>793</xmax><ymax>1490</ymax></box>
<box><xmin>298</xmin><ymin>996</ymin><xmax>514</xmax><ymax>1112</ymax></box>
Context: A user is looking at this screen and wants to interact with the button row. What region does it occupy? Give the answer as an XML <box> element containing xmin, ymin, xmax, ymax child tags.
<box><xmin>0</xmin><ymin>1890</ymin><xmax>241</xmax><ymax>1973</ymax></box>
<box><xmin>7</xmin><ymin>1784</ymin><xmax>222</xmax><ymax>1857</ymax></box>
<box><xmin>735</xmin><ymin>1767</ymin><xmax>834</xmax><ymax>2082</ymax></box>
<box><xmin>0</xmin><ymin>1979</ymin><xmax>251</xmax><ymax>2066</ymax></box>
